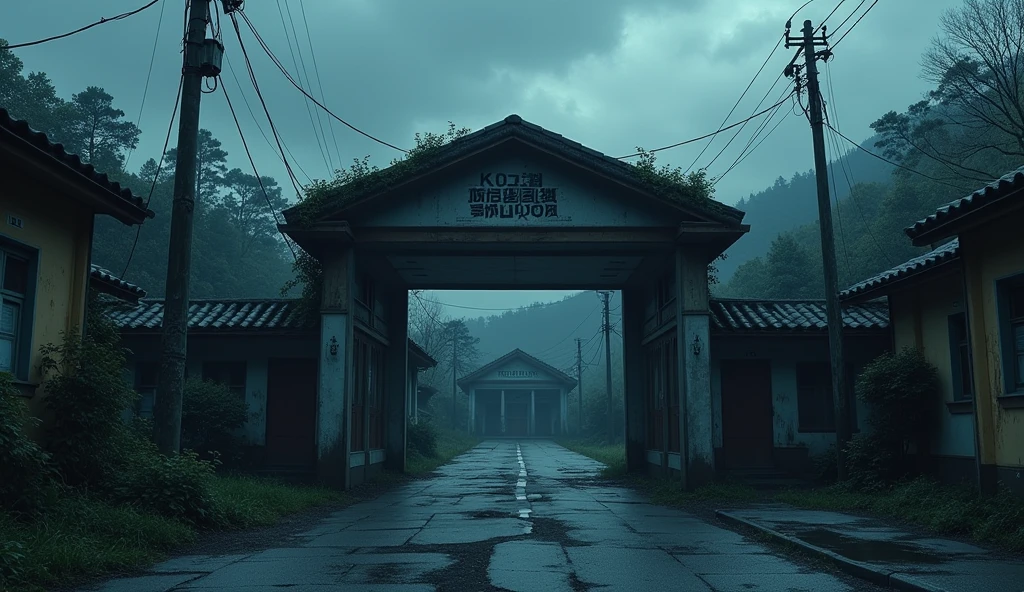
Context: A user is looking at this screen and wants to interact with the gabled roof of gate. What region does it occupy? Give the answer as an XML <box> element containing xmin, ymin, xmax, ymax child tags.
<box><xmin>281</xmin><ymin>114</ymin><xmax>746</xmax><ymax>227</ymax></box>
<box><xmin>457</xmin><ymin>347</ymin><xmax>577</xmax><ymax>391</ymax></box>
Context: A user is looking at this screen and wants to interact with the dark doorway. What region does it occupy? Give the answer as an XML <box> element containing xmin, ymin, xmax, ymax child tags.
<box><xmin>505</xmin><ymin>393</ymin><xmax>529</xmax><ymax>436</ymax></box>
<box><xmin>266</xmin><ymin>358</ymin><xmax>318</xmax><ymax>469</ymax></box>
<box><xmin>720</xmin><ymin>359</ymin><xmax>774</xmax><ymax>469</ymax></box>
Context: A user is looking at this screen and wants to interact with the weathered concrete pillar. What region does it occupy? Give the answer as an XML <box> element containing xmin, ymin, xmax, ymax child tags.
<box><xmin>530</xmin><ymin>390</ymin><xmax>536</xmax><ymax>436</ymax></box>
<box><xmin>621</xmin><ymin>286</ymin><xmax>646</xmax><ymax>473</ymax></box>
<box><xmin>385</xmin><ymin>286</ymin><xmax>409</xmax><ymax>471</ymax></box>
<box><xmin>470</xmin><ymin>388</ymin><xmax>477</xmax><ymax>434</ymax></box>
<box><xmin>674</xmin><ymin>248</ymin><xmax>714</xmax><ymax>490</ymax></box>
<box><xmin>559</xmin><ymin>388</ymin><xmax>568</xmax><ymax>435</ymax></box>
<box><xmin>317</xmin><ymin>248</ymin><xmax>355</xmax><ymax>488</ymax></box>
<box><xmin>500</xmin><ymin>390</ymin><xmax>506</xmax><ymax>434</ymax></box>
<box><xmin>410</xmin><ymin>369</ymin><xmax>419</xmax><ymax>426</ymax></box>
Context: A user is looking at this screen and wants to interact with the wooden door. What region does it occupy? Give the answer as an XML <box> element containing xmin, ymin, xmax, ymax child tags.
<box><xmin>720</xmin><ymin>359</ymin><xmax>774</xmax><ymax>469</ymax></box>
<box><xmin>266</xmin><ymin>358</ymin><xmax>318</xmax><ymax>468</ymax></box>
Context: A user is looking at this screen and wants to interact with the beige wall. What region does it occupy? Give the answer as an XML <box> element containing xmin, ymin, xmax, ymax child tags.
<box><xmin>888</xmin><ymin>272</ymin><xmax>976</xmax><ymax>459</ymax></box>
<box><xmin>961</xmin><ymin>211</ymin><xmax>1024</xmax><ymax>471</ymax></box>
<box><xmin>1</xmin><ymin>175</ymin><xmax>93</xmax><ymax>412</ymax></box>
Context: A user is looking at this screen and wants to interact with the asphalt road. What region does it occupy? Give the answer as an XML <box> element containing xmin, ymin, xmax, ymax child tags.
<box><xmin>85</xmin><ymin>440</ymin><xmax>884</xmax><ymax>592</ymax></box>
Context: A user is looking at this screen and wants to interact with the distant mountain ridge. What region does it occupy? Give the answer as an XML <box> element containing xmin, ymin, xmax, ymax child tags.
<box><xmin>718</xmin><ymin>137</ymin><xmax>893</xmax><ymax>281</ymax></box>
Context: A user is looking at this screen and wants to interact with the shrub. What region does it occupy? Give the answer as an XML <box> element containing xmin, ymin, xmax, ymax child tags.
<box><xmin>407</xmin><ymin>421</ymin><xmax>438</xmax><ymax>458</ymax></box>
<box><xmin>181</xmin><ymin>378</ymin><xmax>248</xmax><ymax>466</ymax></box>
<box><xmin>39</xmin><ymin>296</ymin><xmax>138</xmax><ymax>488</ymax></box>
<box><xmin>0</xmin><ymin>373</ymin><xmax>55</xmax><ymax>515</ymax></box>
<box><xmin>812</xmin><ymin>445</ymin><xmax>838</xmax><ymax>484</ymax></box>
<box><xmin>849</xmin><ymin>347</ymin><xmax>941</xmax><ymax>489</ymax></box>
<box><xmin>114</xmin><ymin>444</ymin><xmax>222</xmax><ymax>527</ymax></box>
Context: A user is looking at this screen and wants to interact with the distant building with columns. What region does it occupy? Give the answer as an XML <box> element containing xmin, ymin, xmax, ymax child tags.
<box><xmin>457</xmin><ymin>349</ymin><xmax>577</xmax><ymax>437</ymax></box>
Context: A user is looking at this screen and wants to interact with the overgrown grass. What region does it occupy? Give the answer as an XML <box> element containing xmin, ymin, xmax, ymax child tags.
<box><xmin>1</xmin><ymin>476</ymin><xmax>349</xmax><ymax>592</ymax></box>
<box><xmin>406</xmin><ymin>428</ymin><xmax>479</xmax><ymax>476</ymax></box>
<box><xmin>557</xmin><ymin>439</ymin><xmax>626</xmax><ymax>477</ymax></box>
<box><xmin>775</xmin><ymin>478</ymin><xmax>1024</xmax><ymax>553</ymax></box>
<box><xmin>211</xmin><ymin>475</ymin><xmax>347</xmax><ymax>528</ymax></box>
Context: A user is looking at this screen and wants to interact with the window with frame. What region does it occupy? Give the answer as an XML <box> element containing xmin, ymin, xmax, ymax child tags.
<box><xmin>948</xmin><ymin>313</ymin><xmax>973</xmax><ymax>401</ymax></box>
<box><xmin>202</xmin><ymin>361</ymin><xmax>247</xmax><ymax>398</ymax></box>
<box><xmin>135</xmin><ymin>361</ymin><xmax>159</xmax><ymax>418</ymax></box>
<box><xmin>796</xmin><ymin>362</ymin><xmax>857</xmax><ymax>432</ymax></box>
<box><xmin>0</xmin><ymin>249</ymin><xmax>30</xmax><ymax>378</ymax></box>
<box><xmin>1004</xmin><ymin>282</ymin><xmax>1024</xmax><ymax>392</ymax></box>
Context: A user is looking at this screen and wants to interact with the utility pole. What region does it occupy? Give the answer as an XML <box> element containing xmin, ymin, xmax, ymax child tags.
<box><xmin>576</xmin><ymin>337</ymin><xmax>584</xmax><ymax>435</ymax></box>
<box><xmin>154</xmin><ymin>0</ymin><xmax>218</xmax><ymax>456</ymax></box>
<box><xmin>598</xmin><ymin>291</ymin><xmax>613</xmax><ymax>444</ymax></box>
<box><xmin>451</xmin><ymin>330</ymin><xmax>458</xmax><ymax>430</ymax></box>
<box><xmin>786</xmin><ymin>19</ymin><xmax>851</xmax><ymax>480</ymax></box>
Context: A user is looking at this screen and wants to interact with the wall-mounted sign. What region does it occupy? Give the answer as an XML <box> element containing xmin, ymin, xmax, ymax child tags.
<box><xmin>6</xmin><ymin>214</ymin><xmax>23</xmax><ymax>229</ymax></box>
<box><xmin>498</xmin><ymin>370</ymin><xmax>539</xmax><ymax>378</ymax></box>
<box><xmin>467</xmin><ymin>172</ymin><xmax>560</xmax><ymax>220</ymax></box>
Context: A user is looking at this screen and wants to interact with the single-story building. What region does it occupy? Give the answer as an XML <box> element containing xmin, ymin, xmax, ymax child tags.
<box><xmin>107</xmin><ymin>298</ymin><xmax>437</xmax><ymax>484</ymax></box>
<box><xmin>457</xmin><ymin>348</ymin><xmax>578</xmax><ymax>437</ymax></box>
<box><xmin>637</xmin><ymin>296</ymin><xmax>890</xmax><ymax>477</ymax></box>
<box><xmin>843</xmin><ymin>166</ymin><xmax>1024</xmax><ymax>494</ymax></box>
<box><xmin>0</xmin><ymin>107</ymin><xmax>152</xmax><ymax>419</ymax></box>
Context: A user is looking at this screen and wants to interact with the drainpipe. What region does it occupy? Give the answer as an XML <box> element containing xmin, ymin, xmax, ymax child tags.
<box><xmin>958</xmin><ymin>256</ymin><xmax>985</xmax><ymax>493</ymax></box>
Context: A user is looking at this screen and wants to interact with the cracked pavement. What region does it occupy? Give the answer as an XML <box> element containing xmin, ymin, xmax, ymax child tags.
<box><xmin>81</xmin><ymin>441</ymin><xmax>883</xmax><ymax>592</ymax></box>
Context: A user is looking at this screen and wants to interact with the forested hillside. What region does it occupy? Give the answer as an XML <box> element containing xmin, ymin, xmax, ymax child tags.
<box><xmin>1</xmin><ymin>40</ymin><xmax>296</xmax><ymax>298</ymax></box>
<box><xmin>719</xmin><ymin>145</ymin><xmax>892</xmax><ymax>281</ymax></box>
<box><xmin>719</xmin><ymin>2</ymin><xmax>1024</xmax><ymax>299</ymax></box>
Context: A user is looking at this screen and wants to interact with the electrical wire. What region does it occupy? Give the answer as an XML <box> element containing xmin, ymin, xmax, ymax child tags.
<box><xmin>685</xmin><ymin>32</ymin><xmax>785</xmax><ymax>174</ymax></box>
<box><xmin>826</xmin><ymin>123</ymin><xmax>986</xmax><ymax>191</ymax></box>
<box><xmin>236</xmin><ymin>9</ymin><xmax>408</xmax><ymax>154</ymax></box>
<box><xmin>228</xmin><ymin>13</ymin><xmax>305</xmax><ymax>198</ymax></box>
<box><xmin>223</xmin><ymin>54</ymin><xmax>314</xmax><ymax>184</ymax></box>
<box><xmin>220</xmin><ymin>76</ymin><xmax>299</xmax><ymax>262</ymax></box>
<box><xmin>120</xmin><ymin>73</ymin><xmax>185</xmax><ymax>279</ymax></box>
<box><xmin>534</xmin><ymin>306</ymin><xmax>602</xmax><ymax>356</ymax></box>
<box><xmin>283</xmin><ymin>0</ymin><xmax>335</xmax><ymax>171</ymax></box>
<box><xmin>714</xmin><ymin>85</ymin><xmax>796</xmax><ymax>184</ymax></box>
<box><xmin>4</xmin><ymin>0</ymin><xmax>163</xmax><ymax>49</ymax></box>
<box><xmin>274</xmin><ymin>0</ymin><xmax>332</xmax><ymax>175</ymax></box>
<box><xmin>829</xmin><ymin>0</ymin><xmax>866</xmax><ymax>37</ymax></box>
<box><xmin>123</xmin><ymin>0</ymin><xmax>168</xmax><ymax>172</ymax></box>
<box><xmin>298</xmin><ymin>0</ymin><xmax>343</xmax><ymax>168</ymax></box>
<box><xmin>830</xmin><ymin>0</ymin><xmax>879</xmax><ymax>49</ymax></box>
<box><xmin>617</xmin><ymin>94</ymin><xmax>794</xmax><ymax>159</ymax></box>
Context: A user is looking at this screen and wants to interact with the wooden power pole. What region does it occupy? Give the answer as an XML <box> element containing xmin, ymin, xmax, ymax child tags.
<box><xmin>598</xmin><ymin>291</ymin><xmax>613</xmax><ymax>444</ymax></box>
<box><xmin>576</xmin><ymin>337</ymin><xmax>583</xmax><ymax>435</ymax></box>
<box><xmin>153</xmin><ymin>0</ymin><xmax>217</xmax><ymax>455</ymax></box>
<box><xmin>786</xmin><ymin>19</ymin><xmax>851</xmax><ymax>480</ymax></box>
<box><xmin>451</xmin><ymin>330</ymin><xmax>458</xmax><ymax>430</ymax></box>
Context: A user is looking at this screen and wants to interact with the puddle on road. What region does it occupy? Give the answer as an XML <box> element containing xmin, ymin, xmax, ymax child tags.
<box><xmin>794</xmin><ymin>528</ymin><xmax>946</xmax><ymax>565</ymax></box>
<box><xmin>470</xmin><ymin>510</ymin><xmax>509</xmax><ymax>519</ymax></box>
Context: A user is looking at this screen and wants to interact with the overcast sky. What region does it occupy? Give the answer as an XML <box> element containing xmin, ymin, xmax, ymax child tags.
<box><xmin>3</xmin><ymin>0</ymin><xmax>960</xmax><ymax>316</ymax></box>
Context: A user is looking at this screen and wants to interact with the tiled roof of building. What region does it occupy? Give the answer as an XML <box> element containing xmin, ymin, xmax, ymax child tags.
<box><xmin>457</xmin><ymin>347</ymin><xmax>578</xmax><ymax>390</ymax></box>
<box><xmin>0</xmin><ymin>107</ymin><xmax>153</xmax><ymax>221</ymax></box>
<box><xmin>839</xmin><ymin>239</ymin><xmax>960</xmax><ymax>301</ymax></box>
<box><xmin>90</xmin><ymin>265</ymin><xmax>147</xmax><ymax>302</ymax></box>
<box><xmin>281</xmin><ymin>114</ymin><xmax>745</xmax><ymax>226</ymax></box>
<box><xmin>709</xmin><ymin>299</ymin><xmax>889</xmax><ymax>333</ymax></box>
<box><xmin>108</xmin><ymin>299</ymin><xmax>314</xmax><ymax>332</ymax></box>
<box><xmin>905</xmin><ymin>166</ymin><xmax>1024</xmax><ymax>242</ymax></box>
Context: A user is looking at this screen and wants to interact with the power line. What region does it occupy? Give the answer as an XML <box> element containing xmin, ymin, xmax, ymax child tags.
<box><xmin>123</xmin><ymin>0</ymin><xmax>168</xmax><ymax>172</ymax></box>
<box><xmin>285</xmin><ymin>0</ymin><xmax>336</xmax><ymax>171</ymax></box>
<box><xmin>274</xmin><ymin>0</ymin><xmax>332</xmax><ymax>175</ymax></box>
<box><xmin>830</xmin><ymin>0</ymin><xmax>879</xmax><ymax>49</ymax></box>
<box><xmin>3</xmin><ymin>0</ymin><xmax>163</xmax><ymax>49</ymax></box>
<box><xmin>228</xmin><ymin>12</ymin><xmax>305</xmax><ymax>198</ymax></box>
<box><xmin>715</xmin><ymin>85</ymin><xmax>795</xmax><ymax>184</ymax></box>
<box><xmin>535</xmin><ymin>306</ymin><xmax>602</xmax><ymax>356</ymax></box>
<box><xmin>235</xmin><ymin>8</ymin><xmax>408</xmax><ymax>154</ymax></box>
<box><xmin>223</xmin><ymin>54</ymin><xmax>313</xmax><ymax>184</ymax></box>
<box><xmin>121</xmin><ymin>73</ymin><xmax>185</xmax><ymax>279</ymax></box>
<box><xmin>220</xmin><ymin>76</ymin><xmax>298</xmax><ymax>262</ymax></box>
<box><xmin>298</xmin><ymin>0</ymin><xmax>343</xmax><ymax>168</ymax></box>
<box><xmin>826</xmin><ymin>123</ymin><xmax>986</xmax><ymax>191</ymax></box>
<box><xmin>830</xmin><ymin>0</ymin><xmax>866</xmax><ymax>36</ymax></box>
<box><xmin>685</xmin><ymin>32</ymin><xmax>785</xmax><ymax>173</ymax></box>
<box><xmin>617</xmin><ymin>94</ymin><xmax>795</xmax><ymax>159</ymax></box>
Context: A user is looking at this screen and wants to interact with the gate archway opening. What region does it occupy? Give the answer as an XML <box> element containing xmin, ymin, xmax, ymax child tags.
<box><xmin>280</xmin><ymin>115</ymin><xmax>748</xmax><ymax>490</ymax></box>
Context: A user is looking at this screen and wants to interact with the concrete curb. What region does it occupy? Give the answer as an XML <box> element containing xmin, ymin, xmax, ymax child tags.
<box><xmin>714</xmin><ymin>510</ymin><xmax>944</xmax><ymax>592</ymax></box>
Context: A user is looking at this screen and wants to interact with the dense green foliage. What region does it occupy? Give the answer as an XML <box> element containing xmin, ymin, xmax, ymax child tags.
<box><xmin>180</xmin><ymin>378</ymin><xmax>249</xmax><ymax>466</ymax></box>
<box><xmin>0</xmin><ymin>376</ymin><xmax>54</xmax><ymax>515</ymax></box>
<box><xmin>0</xmin><ymin>39</ymin><xmax>296</xmax><ymax>299</ymax></box>
<box><xmin>720</xmin><ymin>0</ymin><xmax>1024</xmax><ymax>297</ymax></box>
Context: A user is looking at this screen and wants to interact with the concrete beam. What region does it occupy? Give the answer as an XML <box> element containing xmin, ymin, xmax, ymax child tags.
<box><xmin>621</xmin><ymin>286</ymin><xmax>647</xmax><ymax>472</ymax></box>
<box><xmin>385</xmin><ymin>286</ymin><xmax>409</xmax><ymax>472</ymax></box>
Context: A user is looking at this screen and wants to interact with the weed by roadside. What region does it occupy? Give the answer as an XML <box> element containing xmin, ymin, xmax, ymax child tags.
<box><xmin>776</xmin><ymin>478</ymin><xmax>1024</xmax><ymax>553</ymax></box>
<box><xmin>406</xmin><ymin>426</ymin><xmax>478</xmax><ymax>476</ymax></box>
<box><xmin>557</xmin><ymin>439</ymin><xmax>626</xmax><ymax>477</ymax></box>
